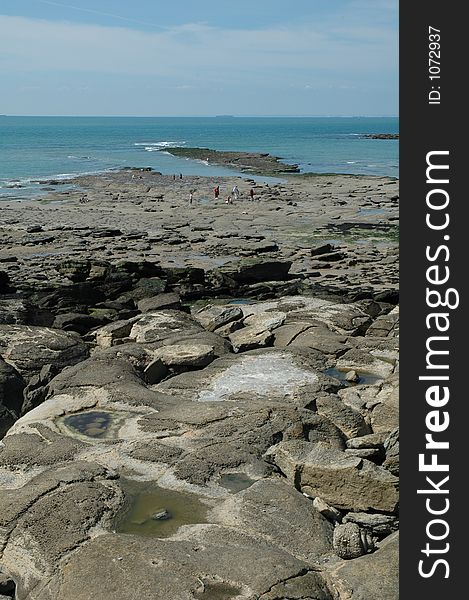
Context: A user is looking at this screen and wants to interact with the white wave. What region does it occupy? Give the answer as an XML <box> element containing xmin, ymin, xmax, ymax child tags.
<box><xmin>134</xmin><ymin>140</ymin><xmax>186</xmax><ymax>149</ymax></box>
<box><xmin>346</xmin><ymin>161</ymin><xmax>357</xmax><ymax>164</ymax></box>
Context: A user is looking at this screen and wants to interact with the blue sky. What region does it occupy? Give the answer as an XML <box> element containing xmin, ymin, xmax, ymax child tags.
<box><xmin>0</xmin><ymin>0</ymin><xmax>398</xmax><ymax>116</ymax></box>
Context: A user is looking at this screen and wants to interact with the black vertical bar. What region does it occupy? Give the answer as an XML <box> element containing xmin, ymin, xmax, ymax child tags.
<box><xmin>400</xmin><ymin>2</ymin><xmax>465</xmax><ymax>598</ymax></box>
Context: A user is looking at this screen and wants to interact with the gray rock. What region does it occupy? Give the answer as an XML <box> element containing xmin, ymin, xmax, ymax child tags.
<box><xmin>326</xmin><ymin>532</ymin><xmax>399</xmax><ymax>600</ymax></box>
<box><xmin>383</xmin><ymin>427</ymin><xmax>399</xmax><ymax>475</ymax></box>
<box><xmin>228</xmin><ymin>326</ymin><xmax>274</xmax><ymax>352</ymax></box>
<box><xmin>154</xmin><ymin>343</ymin><xmax>215</xmax><ymax>368</ymax></box>
<box><xmin>343</xmin><ymin>512</ymin><xmax>399</xmax><ymax>538</ymax></box>
<box><xmin>129</xmin><ymin>310</ymin><xmax>204</xmax><ymax>344</ymax></box>
<box><xmin>143</xmin><ymin>358</ymin><xmax>168</xmax><ymax>384</ymax></box>
<box><xmin>210</xmin><ymin>478</ymin><xmax>334</xmax><ymax>563</ymax></box>
<box><xmin>0</xmin><ymin>325</ymin><xmax>88</xmax><ymax>380</ymax></box>
<box><xmin>94</xmin><ymin>318</ymin><xmax>138</xmax><ymax>348</ymax></box>
<box><xmin>151</xmin><ymin>508</ymin><xmax>172</xmax><ymax>521</ymax></box>
<box><xmin>137</xmin><ymin>292</ymin><xmax>181</xmax><ymax>313</ymax></box>
<box><xmin>272</xmin><ymin>442</ymin><xmax>399</xmax><ymax>512</ymax></box>
<box><xmin>312</xmin><ymin>497</ymin><xmax>342</xmax><ymax>523</ymax></box>
<box><xmin>219</xmin><ymin>258</ymin><xmax>292</xmax><ymax>283</ymax></box>
<box><xmin>333</xmin><ymin>522</ymin><xmax>374</xmax><ymax>559</ymax></box>
<box><xmin>315</xmin><ymin>395</ymin><xmax>371</xmax><ymax>439</ymax></box>
<box><xmin>193</xmin><ymin>304</ymin><xmax>243</xmax><ymax>332</ymax></box>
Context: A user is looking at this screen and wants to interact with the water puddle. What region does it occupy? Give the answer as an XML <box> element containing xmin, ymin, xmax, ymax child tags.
<box><xmin>218</xmin><ymin>473</ymin><xmax>255</xmax><ymax>493</ymax></box>
<box><xmin>60</xmin><ymin>410</ymin><xmax>127</xmax><ymax>440</ymax></box>
<box><xmin>324</xmin><ymin>367</ymin><xmax>382</xmax><ymax>386</ymax></box>
<box><xmin>115</xmin><ymin>480</ymin><xmax>208</xmax><ymax>537</ymax></box>
<box><xmin>227</xmin><ymin>298</ymin><xmax>251</xmax><ymax>305</ymax></box>
<box><xmin>358</xmin><ymin>208</ymin><xmax>387</xmax><ymax>216</ymax></box>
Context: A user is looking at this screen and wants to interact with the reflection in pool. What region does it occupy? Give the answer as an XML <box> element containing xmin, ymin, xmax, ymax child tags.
<box><xmin>115</xmin><ymin>480</ymin><xmax>208</xmax><ymax>537</ymax></box>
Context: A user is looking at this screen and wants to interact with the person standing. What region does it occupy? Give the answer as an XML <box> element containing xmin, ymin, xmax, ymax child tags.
<box><xmin>249</xmin><ymin>188</ymin><xmax>255</xmax><ymax>200</ymax></box>
<box><xmin>189</xmin><ymin>191</ymin><xmax>193</xmax><ymax>204</ymax></box>
<box><xmin>232</xmin><ymin>185</ymin><xmax>239</xmax><ymax>200</ymax></box>
<box><xmin>214</xmin><ymin>185</ymin><xmax>220</xmax><ymax>199</ymax></box>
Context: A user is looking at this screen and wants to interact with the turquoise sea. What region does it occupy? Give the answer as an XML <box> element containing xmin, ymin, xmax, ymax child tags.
<box><xmin>0</xmin><ymin>116</ymin><xmax>398</xmax><ymax>200</ymax></box>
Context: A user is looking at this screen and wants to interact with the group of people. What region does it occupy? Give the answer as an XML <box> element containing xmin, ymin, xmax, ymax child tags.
<box><xmin>187</xmin><ymin>184</ymin><xmax>256</xmax><ymax>205</ymax></box>
<box><xmin>214</xmin><ymin>184</ymin><xmax>255</xmax><ymax>204</ymax></box>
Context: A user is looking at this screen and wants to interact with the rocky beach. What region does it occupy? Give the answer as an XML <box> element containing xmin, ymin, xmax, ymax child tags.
<box><xmin>0</xmin><ymin>164</ymin><xmax>399</xmax><ymax>599</ymax></box>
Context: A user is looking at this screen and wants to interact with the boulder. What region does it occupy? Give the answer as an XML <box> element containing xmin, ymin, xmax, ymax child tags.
<box><xmin>219</xmin><ymin>258</ymin><xmax>292</xmax><ymax>283</ymax></box>
<box><xmin>154</xmin><ymin>344</ymin><xmax>215</xmax><ymax>368</ymax></box>
<box><xmin>272</xmin><ymin>441</ymin><xmax>399</xmax><ymax>512</ymax></box>
<box><xmin>129</xmin><ymin>310</ymin><xmax>204</xmax><ymax>344</ymax></box>
<box><xmin>137</xmin><ymin>293</ymin><xmax>181</xmax><ymax>313</ymax></box>
<box><xmin>333</xmin><ymin>522</ymin><xmax>374</xmax><ymax>559</ymax></box>
<box><xmin>193</xmin><ymin>305</ymin><xmax>243</xmax><ymax>332</ymax></box>
<box><xmin>326</xmin><ymin>532</ymin><xmax>399</xmax><ymax>600</ymax></box>
<box><xmin>0</xmin><ymin>325</ymin><xmax>88</xmax><ymax>380</ymax></box>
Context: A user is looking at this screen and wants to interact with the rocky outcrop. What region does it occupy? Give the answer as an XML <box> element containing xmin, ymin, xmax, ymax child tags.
<box><xmin>0</xmin><ymin>168</ymin><xmax>399</xmax><ymax>600</ymax></box>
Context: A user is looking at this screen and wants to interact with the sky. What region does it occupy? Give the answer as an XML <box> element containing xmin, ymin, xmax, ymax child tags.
<box><xmin>0</xmin><ymin>0</ymin><xmax>398</xmax><ymax>116</ymax></box>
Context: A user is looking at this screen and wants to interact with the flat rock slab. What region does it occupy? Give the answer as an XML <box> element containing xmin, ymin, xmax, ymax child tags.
<box><xmin>158</xmin><ymin>349</ymin><xmax>323</xmax><ymax>403</ymax></box>
<box><xmin>28</xmin><ymin>527</ymin><xmax>333</xmax><ymax>600</ymax></box>
<box><xmin>210</xmin><ymin>478</ymin><xmax>334</xmax><ymax>563</ymax></box>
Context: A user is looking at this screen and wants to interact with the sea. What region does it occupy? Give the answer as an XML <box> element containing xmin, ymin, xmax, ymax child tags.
<box><xmin>0</xmin><ymin>116</ymin><xmax>398</xmax><ymax>201</ymax></box>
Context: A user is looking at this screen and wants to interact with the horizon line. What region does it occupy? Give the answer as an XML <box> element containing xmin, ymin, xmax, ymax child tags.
<box><xmin>1</xmin><ymin>114</ymin><xmax>399</xmax><ymax>118</ymax></box>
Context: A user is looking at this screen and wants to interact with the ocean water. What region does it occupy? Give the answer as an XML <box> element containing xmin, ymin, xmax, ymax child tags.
<box><xmin>0</xmin><ymin>116</ymin><xmax>398</xmax><ymax>200</ymax></box>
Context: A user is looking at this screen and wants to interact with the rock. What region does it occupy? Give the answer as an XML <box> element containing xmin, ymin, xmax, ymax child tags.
<box><xmin>0</xmin><ymin>325</ymin><xmax>89</xmax><ymax>380</ymax></box>
<box><xmin>311</xmin><ymin>243</ymin><xmax>334</xmax><ymax>256</ymax></box>
<box><xmin>366</xmin><ymin>306</ymin><xmax>399</xmax><ymax>338</ymax></box>
<box><xmin>163</xmin><ymin>266</ymin><xmax>205</xmax><ymax>285</ymax></box>
<box><xmin>383</xmin><ymin>427</ymin><xmax>399</xmax><ymax>475</ymax></box>
<box><xmin>210</xmin><ymin>479</ymin><xmax>334</xmax><ymax>563</ymax></box>
<box><xmin>326</xmin><ymin>532</ymin><xmax>398</xmax><ymax>600</ymax></box>
<box><xmin>336</xmin><ymin>349</ymin><xmax>395</xmax><ymax>379</ymax></box>
<box><xmin>143</xmin><ymin>358</ymin><xmax>168</xmax><ymax>384</ymax></box>
<box><xmin>219</xmin><ymin>258</ymin><xmax>292</xmax><ymax>283</ymax></box>
<box><xmin>117</xmin><ymin>277</ymin><xmax>167</xmax><ymax>303</ymax></box>
<box><xmin>129</xmin><ymin>310</ymin><xmax>204</xmax><ymax>344</ymax></box>
<box><xmin>52</xmin><ymin>312</ymin><xmax>110</xmax><ymax>334</ymax></box>
<box><xmin>151</xmin><ymin>508</ymin><xmax>172</xmax><ymax>521</ymax></box>
<box><xmin>314</xmin><ymin>251</ymin><xmax>345</xmax><ymax>262</ymax></box>
<box><xmin>312</xmin><ymin>497</ymin><xmax>342</xmax><ymax>523</ymax></box>
<box><xmin>154</xmin><ymin>344</ymin><xmax>215</xmax><ymax>368</ymax></box>
<box><xmin>345</xmin><ymin>370</ymin><xmax>359</xmax><ymax>383</ymax></box>
<box><xmin>137</xmin><ymin>293</ymin><xmax>181</xmax><ymax>313</ymax></box>
<box><xmin>0</xmin><ymin>358</ymin><xmax>25</xmax><ymax>438</ymax></box>
<box><xmin>0</xmin><ymin>272</ymin><xmax>12</xmax><ymax>293</ymax></box>
<box><xmin>193</xmin><ymin>305</ymin><xmax>243</xmax><ymax>332</ymax></box>
<box><xmin>56</xmin><ymin>259</ymin><xmax>111</xmax><ymax>282</ymax></box>
<box><xmin>271</xmin><ymin>442</ymin><xmax>399</xmax><ymax>512</ymax></box>
<box><xmin>260</xmin><ymin>571</ymin><xmax>333</xmax><ymax>600</ymax></box>
<box><xmin>24</xmin><ymin>527</ymin><xmax>321</xmax><ymax>600</ymax></box>
<box><xmin>345</xmin><ymin>433</ymin><xmax>387</xmax><ymax>449</ymax></box>
<box><xmin>343</xmin><ymin>512</ymin><xmax>399</xmax><ymax>538</ymax></box>
<box><xmin>315</xmin><ymin>395</ymin><xmax>371</xmax><ymax>439</ymax></box>
<box><xmin>21</xmin><ymin>363</ymin><xmax>61</xmax><ymax>415</ymax></box>
<box><xmin>213</xmin><ymin>319</ymin><xmax>244</xmax><ymax>336</ymax></box>
<box><xmin>228</xmin><ymin>327</ymin><xmax>274</xmax><ymax>352</ymax></box>
<box><xmin>333</xmin><ymin>522</ymin><xmax>374</xmax><ymax>559</ymax></box>
<box><xmin>94</xmin><ymin>317</ymin><xmax>140</xmax><ymax>348</ymax></box>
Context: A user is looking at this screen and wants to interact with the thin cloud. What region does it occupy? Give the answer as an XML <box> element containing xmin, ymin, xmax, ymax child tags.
<box><xmin>33</xmin><ymin>0</ymin><xmax>168</xmax><ymax>30</ymax></box>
